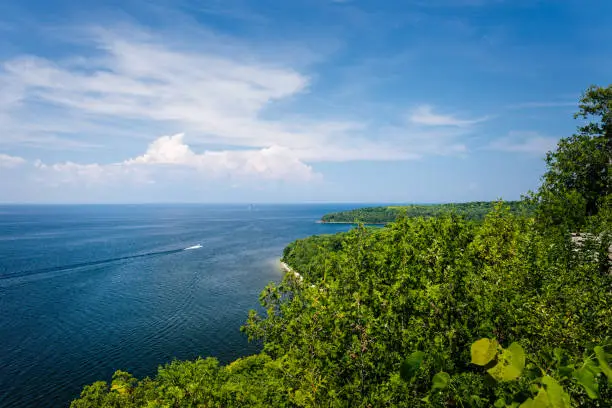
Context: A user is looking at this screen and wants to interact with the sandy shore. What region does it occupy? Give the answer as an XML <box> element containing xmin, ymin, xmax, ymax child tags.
<box><xmin>280</xmin><ymin>260</ymin><xmax>303</xmax><ymax>281</ymax></box>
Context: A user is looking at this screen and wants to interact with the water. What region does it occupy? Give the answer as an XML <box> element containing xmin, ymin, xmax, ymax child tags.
<box><xmin>0</xmin><ymin>204</ymin><xmax>356</xmax><ymax>408</ymax></box>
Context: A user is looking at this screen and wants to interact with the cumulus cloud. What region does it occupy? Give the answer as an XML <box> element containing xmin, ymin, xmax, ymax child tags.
<box><xmin>126</xmin><ymin>133</ymin><xmax>317</xmax><ymax>181</ymax></box>
<box><xmin>409</xmin><ymin>105</ymin><xmax>488</xmax><ymax>127</ymax></box>
<box><xmin>488</xmin><ymin>131</ymin><xmax>558</xmax><ymax>154</ymax></box>
<box><xmin>31</xmin><ymin>134</ymin><xmax>318</xmax><ymax>184</ymax></box>
<box><xmin>0</xmin><ymin>153</ymin><xmax>26</xmax><ymax>168</ymax></box>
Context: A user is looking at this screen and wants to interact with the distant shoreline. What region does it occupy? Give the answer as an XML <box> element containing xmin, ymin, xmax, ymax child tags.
<box><xmin>316</xmin><ymin>220</ymin><xmax>387</xmax><ymax>225</ymax></box>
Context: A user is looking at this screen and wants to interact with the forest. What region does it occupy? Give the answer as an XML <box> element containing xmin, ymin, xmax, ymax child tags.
<box><xmin>72</xmin><ymin>85</ymin><xmax>611</xmax><ymax>407</ymax></box>
<box><xmin>319</xmin><ymin>201</ymin><xmax>530</xmax><ymax>224</ymax></box>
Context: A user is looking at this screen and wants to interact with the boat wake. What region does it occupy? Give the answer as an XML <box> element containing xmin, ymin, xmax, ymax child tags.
<box><xmin>1</xmin><ymin>246</ymin><xmax>200</xmax><ymax>281</ymax></box>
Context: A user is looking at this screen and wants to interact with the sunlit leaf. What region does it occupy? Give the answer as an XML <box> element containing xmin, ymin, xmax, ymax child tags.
<box><xmin>487</xmin><ymin>343</ymin><xmax>525</xmax><ymax>382</ymax></box>
<box><xmin>471</xmin><ymin>338</ymin><xmax>499</xmax><ymax>366</ymax></box>
<box><xmin>542</xmin><ymin>376</ymin><xmax>571</xmax><ymax>407</ymax></box>
<box><xmin>520</xmin><ymin>388</ymin><xmax>550</xmax><ymax>408</ymax></box>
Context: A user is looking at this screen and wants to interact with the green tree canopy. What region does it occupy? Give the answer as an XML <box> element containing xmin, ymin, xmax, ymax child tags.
<box><xmin>535</xmin><ymin>85</ymin><xmax>612</xmax><ymax>229</ymax></box>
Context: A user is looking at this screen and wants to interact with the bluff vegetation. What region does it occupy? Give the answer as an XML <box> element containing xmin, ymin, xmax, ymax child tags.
<box><xmin>72</xmin><ymin>85</ymin><xmax>612</xmax><ymax>408</ymax></box>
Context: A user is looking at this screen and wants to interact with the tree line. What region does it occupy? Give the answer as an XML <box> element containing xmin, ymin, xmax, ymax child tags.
<box><xmin>320</xmin><ymin>201</ymin><xmax>531</xmax><ymax>224</ymax></box>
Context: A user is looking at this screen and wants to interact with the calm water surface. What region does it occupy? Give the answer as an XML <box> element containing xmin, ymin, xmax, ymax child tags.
<box><xmin>0</xmin><ymin>204</ymin><xmax>356</xmax><ymax>408</ymax></box>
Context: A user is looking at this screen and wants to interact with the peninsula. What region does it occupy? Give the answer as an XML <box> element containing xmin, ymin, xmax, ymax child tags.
<box><xmin>319</xmin><ymin>200</ymin><xmax>529</xmax><ymax>224</ymax></box>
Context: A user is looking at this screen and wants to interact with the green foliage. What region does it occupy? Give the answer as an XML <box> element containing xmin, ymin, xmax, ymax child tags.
<box><xmin>241</xmin><ymin>206</ymin><xmax>610</xmax><ymax>406</ymax></box>
<box><xmin>573</xmin><ymin>358</ymin><xmax>600</xmax><ymax>399</ymax></box>
<box><xmin>73</xmin><ymin>85</ymin><xmax>612</xmax><ymax>407</ymax></box>
<box><xmin>71</xmin><ymin>354</ymin><xmax>291</xmax><ymax>407</ymax></box>
<box><xmin>400</xmin><ymin>351</ymin><xmax>425</xmax><ymax>381</ymax></box>
<box><xmin>594</xmin><ymin>346</ymin><xmax>612</xmax><ymax>383</ymax></box>
<box><xmin>320</xmin><ymin>201</ymin><xmax>531</xmax><ymax>224</ymax></box>
<box><xmin>74</xmin><ymin>204</ymin><xmax>611</xmax><ymax>407</ymax></box>
<box><xmin>521</xmin><ymin>376</ymin><xmax>571</xmax><ymax>408</ymax></box>
<box><xmin>415</xmin><ymin>339</ymin><xmax>610</xmax><ymax>407</ymax></box>
<box><xmin>533</xmin><ymin>84</ymin><xmax>612</xmax><ymax>230</ymax></box>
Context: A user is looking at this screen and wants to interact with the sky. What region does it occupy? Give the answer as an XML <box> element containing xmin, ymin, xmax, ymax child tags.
<box><xmin>0</xmin><ymin>0</ymin><xmax>610</xmax><ymax>203</ymax></box>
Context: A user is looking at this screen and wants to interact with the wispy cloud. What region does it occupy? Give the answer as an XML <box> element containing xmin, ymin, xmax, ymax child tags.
<box><xmin>507</xmin><ymin>101</ymin><xmax>577</xmax><ymax>109</ymax></box>
<box><xmin>407</xmin><ymin>0</ymin><xmax>507</xmax><ymax>7</ymax></box>
<box><xmin>0</xmin><ymin>22</ymin><xmax>476</xmax><ymax>180</ymax></box>
<box><xmin>408</xmin><ymin>105</ymin><xmax>488</xmax><ymax>127</ymax></box>
<box><xmin>488</xmin><ymin>131</ymin><xmax>558</xmax><ymax>154</ymax></box>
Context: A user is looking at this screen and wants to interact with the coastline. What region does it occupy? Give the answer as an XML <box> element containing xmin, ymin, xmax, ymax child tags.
<box><xmin>317</xmin><ymin>220</ymin><xmax>388</xmax><ymax>225</ymax></box>
<box><xmin>279</xmin><ymin>260</ymin><xmax>303</xmax><ymax>281</ymax></box>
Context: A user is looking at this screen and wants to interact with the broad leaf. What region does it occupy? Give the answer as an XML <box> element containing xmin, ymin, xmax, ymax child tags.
<box><xmin>542</xmin><ymin>376</ymin><xmax>571</xmax><ymax>408</ymax></box>
<box><xmin>431</xmin><ymin>371</ymin><xmax>450</xmax><ymax>391</ymax></box>
<box><xmin>520</xmin><ymin>388</ymin><xmax>550</xmax><ymax>408</ymax></box>
<box><xmin>400</xmin><ymin>351</ymin><xmax>425</xmax><ymax>381</ymax></box>
<box><xmin>487</xmin><ymin>343</ymin><xmax>525</xmax><ymax>382</ymax></box>
<box><xmin>573</xmin><ymin>358</ymin><xmax>600</xmax><ymax>399</ymax></box>
<box><xmin>494</xmin><ymin>398</ymin><xmax>506</xmax><ymax>408</ymax></box>
<box><xmin>471</xmin><ymin>338</ymin><xmax>499</xmax><ymax>366</ymax></box>
<box><xmin>594</xmin><ymin>346</ymin><xmax>612</xmax><ymax>383</ymax></box>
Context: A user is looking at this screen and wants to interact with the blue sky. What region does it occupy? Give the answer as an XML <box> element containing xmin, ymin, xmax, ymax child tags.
<box><xmin>0</xmin><ymin>0</ymin><xmax>610</xmax><ymax>203</ymax></box>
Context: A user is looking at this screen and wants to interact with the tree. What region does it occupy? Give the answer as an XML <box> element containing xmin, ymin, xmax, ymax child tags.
<box><xmin>536</xmin><ymin>85</ymin><xmax>612</xmax><ymax>229</ymax></box>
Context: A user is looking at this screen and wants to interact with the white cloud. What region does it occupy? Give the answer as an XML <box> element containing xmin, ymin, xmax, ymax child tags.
<box><xmin>409</xmin><ymin>105</ymin><xmax>487</xmax><ymax>127</ymax></box>
<box><xmin>0</xmin><ymin>153</ymin><xmax>26</xmax><ymax>168</ymax></box>
<box><xmin>125</xmin><ymin>133</ymin><xmax>317</xmax><ymax>181</ymax></box>
<box><xmin>0</xmin><ymin>23</ymin><xmax>478</xmax><ymax>185</ymax></box>
<box><xmin>31</xmin><ymin>133</ymin><xmax>318</xmax><ymax>184</ymax></box>
<box><xmin>0</xmin><ymin>26</ymin><xmax>315</xmax><ymax>151</ymax></box>
<box><xmin>488</xmin><ymin>131</ymin><xmax>558</xmax><ymax>154</ymax></box>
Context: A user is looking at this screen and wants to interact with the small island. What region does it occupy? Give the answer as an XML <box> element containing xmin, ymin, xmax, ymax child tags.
<box><xmin>319</xmin><ymin>201</ymin><xmax>529</xmax><ymax>224</ymax></box>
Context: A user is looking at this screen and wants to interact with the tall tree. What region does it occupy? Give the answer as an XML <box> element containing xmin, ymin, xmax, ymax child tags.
<box><xmin>536</xmin><ymin>85</ymin><xmax>612</xmax><ymax>228</ymax></box>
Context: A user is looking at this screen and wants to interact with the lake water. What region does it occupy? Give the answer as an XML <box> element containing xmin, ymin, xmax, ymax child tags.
<box><xmin>0</xmin><ymin>204</ymin><xmax>356</xmax><ymax>408</ymax></box>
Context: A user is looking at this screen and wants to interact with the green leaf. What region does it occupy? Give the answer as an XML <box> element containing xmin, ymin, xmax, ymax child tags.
<box><xmin>508</xmin><ymin>343</ymin><xmax>526</xmax><ymax>372</ymax></box>
<box><xmin>557</xmin><ymin>366</ymin><xmax>574</xmax><ymax>379</ymax></box>
<box><xmin>494</xmin><ymin>398</ymin><xmax>506</xmax><ymax>408</ymax></box>
<box><xmin>520</xmin><ymin>388</ymin><xmax>550</xmax><ymax>408</ymax></box>
<box><xmin>487</xmin><ymin>343</ymin><xmax>525</xmax><ymax>382</ymax></box>
<box><xmin>471</xmin><ymin>338</ymin><xmax>499</xmax><ymax>366</ymax></box>
<box><xmin>573</xmin><ymin>358</ymin><xmax>600</xmax><ymax>399</ymax></box>
<box><xmin>400</xmin><ymin>351</ymin><xmax>425</xmax><ymax>381</ymax></box>
<box><xmin>431</xmin><ymin>372</ymin><xmax>450</xmax><ymax>391</ymax></box>
<box><xmin>542</xmin><ymin>376</ymin><xmax>571</xmax><ymax>408</ymax></box>
<box><xmin>594</xmin><ymin>346</ymin><xmax>612</xmax><ymax>383</ymax></box>
<box><xmin>553</xmin><ymin>348</ymin><xmax>566</xmax><ymax>366</ymax></box>
<box><xmin>110</xmin><ymin>383</ymin><xmax>129</xmax><ymax>395</ymax></box>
